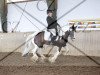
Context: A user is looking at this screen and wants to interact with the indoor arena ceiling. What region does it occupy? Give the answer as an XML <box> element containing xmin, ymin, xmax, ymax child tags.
<box><xmin>7</xmin><ymin>0</ymin><xmax>31</xmax><ymax>3</ymax></box>
<box><xmin>7</xmin><ymin>0</ymin><xmax>53</xmax><ymax>3</ymax></box>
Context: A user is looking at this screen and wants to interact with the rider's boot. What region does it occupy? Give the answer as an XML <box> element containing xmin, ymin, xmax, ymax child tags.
<box><xmin>51</xmin><ymin>34</ymin><xmax>59</xmax><ymax>43</ymax></box>
<box><xmin>51</xmin><ymin>36</ymin><xmax>56</xmax><ymax>43</ymax></box>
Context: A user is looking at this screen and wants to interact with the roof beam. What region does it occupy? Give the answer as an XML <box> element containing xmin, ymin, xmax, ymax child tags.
<box><xmin>7</xmin><ymin>0</ymin><xmax>53</xmax><ymax>4</ymax></box>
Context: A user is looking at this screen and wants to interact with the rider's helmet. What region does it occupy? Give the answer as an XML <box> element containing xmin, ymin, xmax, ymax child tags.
<box><xmin>47</xmin><ymin>10</ymin><xmax>53</xmax><ymax>14</ymax></box>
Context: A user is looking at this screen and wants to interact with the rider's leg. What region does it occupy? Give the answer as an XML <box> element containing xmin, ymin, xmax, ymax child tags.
<box><xmin>49</xmin><ymin>29</ymin><xmax>56</xmax><ymax>36</ymax></box>
<box><xmin>51</xmin><ymin>28</ymin><xmax>59</xmax><ymax>41</ymax></box>
<box><xmin>48</xmin><ymin>29</ymin><xmax>57</xmax><ymax>42</ymax></box>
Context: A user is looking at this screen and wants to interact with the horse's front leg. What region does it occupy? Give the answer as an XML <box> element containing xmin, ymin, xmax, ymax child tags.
<box><xmin>49</xmin><ymin>47</ymin><xmax>61</xmax><ymax>63</ymax></box>
<box><xmin>61</xmin><ymin>46</ymin><xmax>69</xmax><ymax>55</ymax></box>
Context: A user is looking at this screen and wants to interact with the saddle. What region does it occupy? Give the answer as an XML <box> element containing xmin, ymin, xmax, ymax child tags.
<box><xmin>44</xmin><ymin>30</ymin><xmax>59</xmax><ymax>42</ymax></box>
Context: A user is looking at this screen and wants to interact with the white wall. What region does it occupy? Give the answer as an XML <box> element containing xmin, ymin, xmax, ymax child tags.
<box><xmin>57</xmin><ymin>0</ymin><xmax>100</xmax><ymax>26</ymax></box>
<box><xmin>7</xmin><ymin>0</ymin><xmax>100</xmax><ymax>32</ymax></box>
<box><xmin>7</xmin><ymin>1</ymin><xmax>48</xmax><ymax>32</ymax></box>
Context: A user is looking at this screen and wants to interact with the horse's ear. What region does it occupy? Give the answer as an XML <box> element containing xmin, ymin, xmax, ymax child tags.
<box><xmin>71</xmin><ymin>24</ymin><xmax>77</xmax><ymax>32</ymax></box>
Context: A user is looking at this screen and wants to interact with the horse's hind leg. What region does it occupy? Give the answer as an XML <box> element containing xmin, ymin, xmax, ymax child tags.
<box><xmin>31</xmin><ymin>53</ymin><xmax>38</xmax><ymax>63</ymax></box>
<box><xmin>31</xmin><ymin>40</ymin><xmax>39</xmax><ymax>63</ymax></box>
<box><xmin>36</xmin><ymin>48</ymin><xmax>46</xmax><ymax>63</ymax></box>
<box><xmin>22</xmin><ymin>39</ymin><xmax>33</xmax><ymax>57</ymax></box>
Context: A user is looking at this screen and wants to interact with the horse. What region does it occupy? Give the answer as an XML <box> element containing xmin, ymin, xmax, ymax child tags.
<box><xmin>22</xmin><ymin>25</ymin><xmax>77</xmax><ymax>63</ymax></box>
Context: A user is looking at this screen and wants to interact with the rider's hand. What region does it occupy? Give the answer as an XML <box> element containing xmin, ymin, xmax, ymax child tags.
<box><xmin>58</xmin><ymin>24</ymin><xmax>61</xmax><ymax>28</ymax></box>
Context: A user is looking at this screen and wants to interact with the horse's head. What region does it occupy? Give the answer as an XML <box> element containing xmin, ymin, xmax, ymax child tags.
<box><xmin>69</xmin><ymin>24</ymin><xmax>77</xmax><ymax>32</ymax></box>
<box><xmin>63</xmin><ymin>24</ymin><xmax>77</xmax><ymax>42</ymax></box>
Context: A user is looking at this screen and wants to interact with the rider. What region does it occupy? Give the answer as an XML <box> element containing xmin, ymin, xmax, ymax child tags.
<box><xmin>46</xmin><ymin>10</ymin><xmax>60</xmax><ymax>42</ymax></box>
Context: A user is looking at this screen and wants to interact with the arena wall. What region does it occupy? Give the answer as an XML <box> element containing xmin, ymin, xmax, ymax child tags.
<box><xmin>0</xmin><ymin>31</ymin><xmax>100</xmax><ymax>56</ymax></box>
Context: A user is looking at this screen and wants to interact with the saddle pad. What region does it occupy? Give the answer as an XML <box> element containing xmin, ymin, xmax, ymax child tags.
<box><xmin>44</xmin><ymin>30</ymin><xmax>51</xmax><ymax>41</ymax></box>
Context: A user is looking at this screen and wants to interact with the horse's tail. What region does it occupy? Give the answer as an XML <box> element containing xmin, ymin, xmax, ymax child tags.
<box><xmin>22</xmin><ymin>31</ymin><xmax>39</xmax><ymax>57</ymax></box>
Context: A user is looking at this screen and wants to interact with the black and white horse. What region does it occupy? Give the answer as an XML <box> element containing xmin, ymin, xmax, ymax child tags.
<box><xmin>22</xmin><ymin>25</ymin><xmax>76</xmax><ymax>63</ymax></box>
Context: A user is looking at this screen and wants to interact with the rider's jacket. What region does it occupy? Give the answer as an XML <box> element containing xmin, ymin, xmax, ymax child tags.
<box><xmin>46</xmin><ymin>16</ymin><xmax>59</xmax><ymax>29</ymax></box>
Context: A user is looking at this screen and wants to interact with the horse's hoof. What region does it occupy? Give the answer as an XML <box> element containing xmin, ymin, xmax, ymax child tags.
<box><xmin>45</xmin><ymin>54</ymin><xmax>54</xmax><ymax>57</ymax></box>
<box><xmin>49</xmin><ymin>54</ymin><xmax>54</xmax><ymax>57</ymax></box>
<box><xmin>31</xmin><ymin>56</ymin><xmax>38</xmax><ymax>63</ymax></box>
<box><xmin>39</xmin><ymin>57</ymin><xmax>46</xmax><ymax>63</ymax></box>
<box><xmin>61</xmin><ymin>50</ymin><xmax>69</xmax><ymax>56</ymax></box>
<box><xmin>22</xmin><ymin>53</ymin><xmax>28</xmax><ymax>57</ymax></box>
<box><xmin>31</xmin><ymin>57</ymin><xmax>37</xmax><ymax>63</ymax></box>
<box><xmin>39</xmin><ymin>59</ymin><xmax>45</xmax><ymax>63</ymax></box>
<box><xmin>48</xmin><ymin>57</ymin><xmax>55</xmax><ymax>63</ymax></box>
